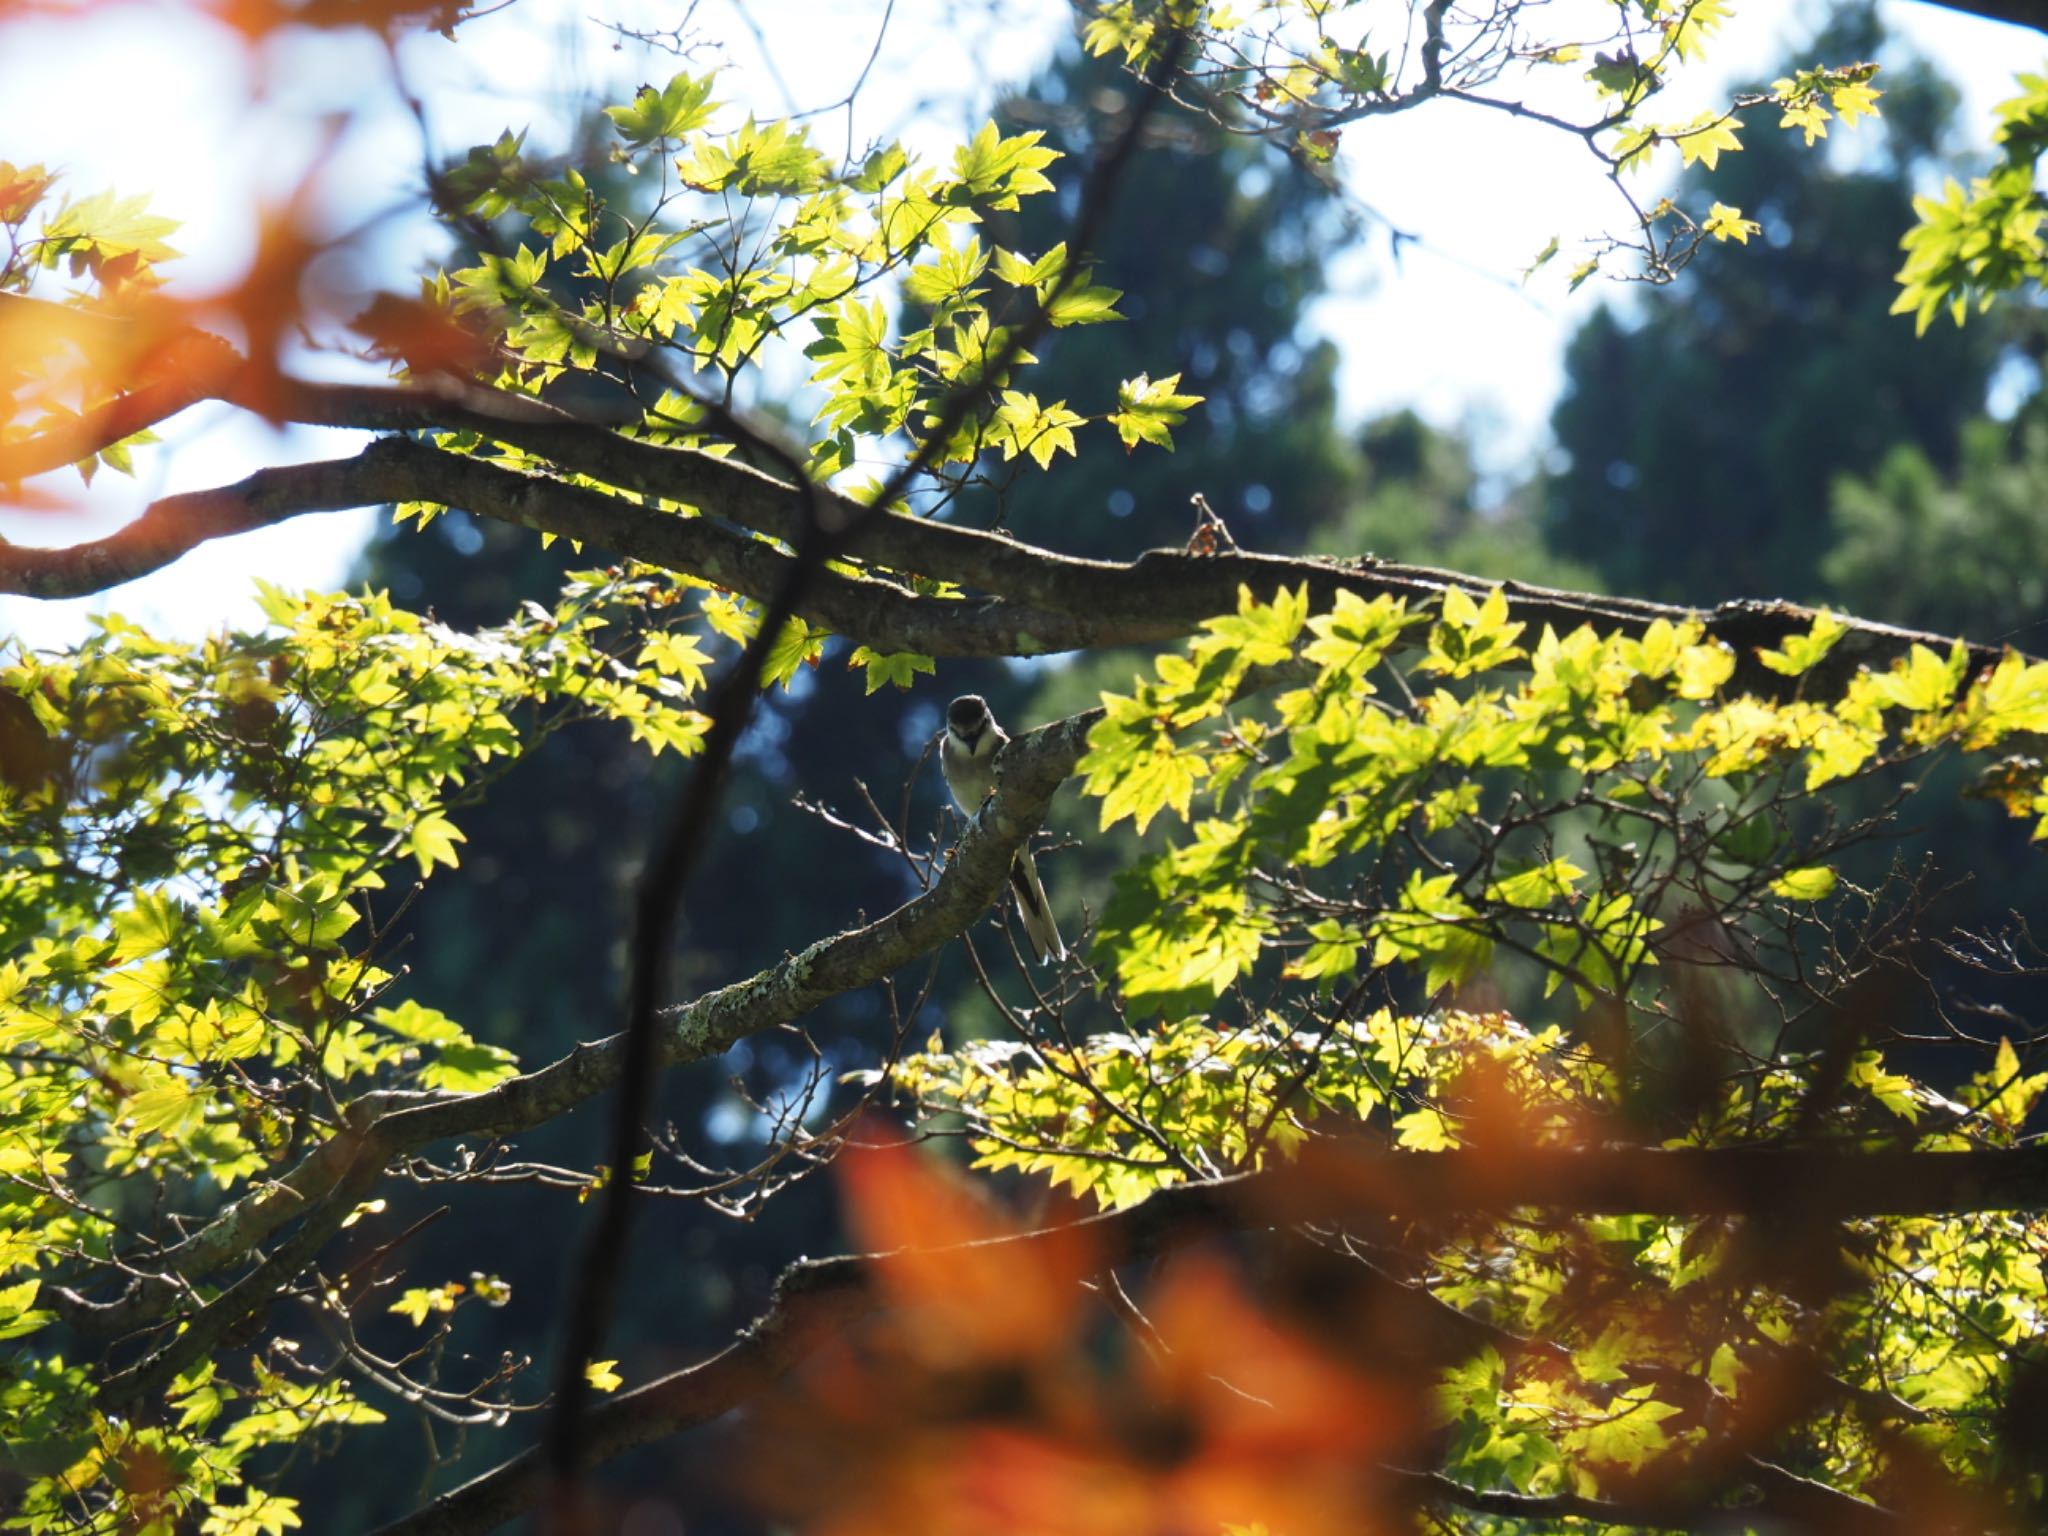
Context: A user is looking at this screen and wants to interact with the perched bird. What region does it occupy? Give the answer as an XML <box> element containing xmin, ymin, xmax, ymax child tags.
<box><xmin>940</xmin><ymin>694</ymin><xmax>1066</xmax><ymax>965</ymax></box>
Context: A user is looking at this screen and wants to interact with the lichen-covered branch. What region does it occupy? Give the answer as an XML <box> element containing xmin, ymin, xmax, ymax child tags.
<box><xmin>3</xmin><ymin>395</ymin><xmax>2021</xmax><ymax>699</ymax></box>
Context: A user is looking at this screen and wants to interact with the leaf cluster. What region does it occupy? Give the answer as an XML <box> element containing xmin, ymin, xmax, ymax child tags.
<box><xmin>893</xmin><ymin>583</ymin><xmax>2048</xmax><ymax>1520</ymax></box>
<box><xmin>0</xmin><ymin>572</ymin><xmax>706</xmax><ymax>1529</ymax></box>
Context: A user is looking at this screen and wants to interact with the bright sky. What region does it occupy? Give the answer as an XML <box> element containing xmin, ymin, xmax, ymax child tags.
<box><xmin>0</xmin><ymin>0</ymin><xmax>2039</xmax><ymax>647</ymax></box>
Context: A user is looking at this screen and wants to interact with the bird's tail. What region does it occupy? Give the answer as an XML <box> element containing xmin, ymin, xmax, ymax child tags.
<box><xmin>1008</xmin><ymin>848</ymin><xmax>1066</xmax><ymax>965</ymax></box>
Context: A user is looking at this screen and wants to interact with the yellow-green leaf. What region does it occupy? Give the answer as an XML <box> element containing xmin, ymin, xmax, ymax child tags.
<box><xmin>1769</xmin><ymin>866</ymin><xmax>1837</xmax><ymax>902</ymax></box>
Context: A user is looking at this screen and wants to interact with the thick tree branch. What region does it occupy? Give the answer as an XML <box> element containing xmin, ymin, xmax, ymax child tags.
<box><xmin>0</xmin><ymin>449</ymin><xmax>398</xmax><ymax>599</ymax></box>
<box><xmin>1912</xmin><ymin>0</ymin><xmax>2048</xmax><ymax>35</ymax></box>
<box><xmin>4</xmin><ymin>419</ymin><xmax>2021</xmax><ymax>702</ymax></box>
<box><xmin>256</xmin><ymin>384</ymin><xmax>2029</xmax><ymax>696</ymax></box>
<box><xmin>0</xmin><ymin>435</ymin><xmax>1126</xmax><ymax>654</ymax></box>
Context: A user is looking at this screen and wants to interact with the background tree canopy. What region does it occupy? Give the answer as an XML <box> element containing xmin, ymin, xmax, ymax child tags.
<box><xmin>5</xmin><ymin>2</ymin><xmax>2048</xmax><ymax>1534</ymax></box>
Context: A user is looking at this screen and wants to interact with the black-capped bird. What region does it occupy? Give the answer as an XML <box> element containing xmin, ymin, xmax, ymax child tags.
<box><xmin>940</xmin><ymin>694</ymin><xmax>1066</xmax><ymax>965</ymax></box>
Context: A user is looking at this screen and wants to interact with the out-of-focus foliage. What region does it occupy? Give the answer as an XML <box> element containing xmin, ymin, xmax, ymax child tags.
<box><xmin>1326</xmin><ymin>412</ymin><xmax>1599</xmax><ymax>590</ymax></box>
<box><xmin>1827</xmin><ymin>410</ymin><xmax>2048</xmax><ymax>640</ymax></box>
<box><xmin>0</xmin><ymin>163</ymin><xmax>190</xmax><ymax>486</ymax></box>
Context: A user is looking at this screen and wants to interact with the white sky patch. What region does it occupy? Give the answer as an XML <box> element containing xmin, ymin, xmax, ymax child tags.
<box><xmin>1315</xmin><ymin>0</ymin><xmax>2047</xmax><ymax>473</ymax></box>
<box><xmin>0</xmin><ymin>0</ymin><xmax>2039</xmax><ymax>644</ymax></box>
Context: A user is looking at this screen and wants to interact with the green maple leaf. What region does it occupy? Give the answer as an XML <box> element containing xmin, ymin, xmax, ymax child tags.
<box><xmin>1672</xmin><ymin>113</ymin><xmax>1742</xmax><ymax>170</ymax></box>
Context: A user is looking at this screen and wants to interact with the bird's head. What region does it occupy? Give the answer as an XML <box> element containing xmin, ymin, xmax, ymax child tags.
<box><xmin>946</xmin><ymin>694</ymin><xmax>992</xmax><ymax>741</ymax></box>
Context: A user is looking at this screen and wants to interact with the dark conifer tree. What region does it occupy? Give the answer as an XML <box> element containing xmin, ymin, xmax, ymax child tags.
<box><xmin>1546</xmin><ymin>5</ymin><xmax>2003</xmax><ymax>603</ymax></box>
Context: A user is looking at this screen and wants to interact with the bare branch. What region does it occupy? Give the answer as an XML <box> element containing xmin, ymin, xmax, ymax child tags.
<box><xmin>372</xmin><ymin>1260</ymin><xmax>873</xmax><ymax>1536</ymax></box>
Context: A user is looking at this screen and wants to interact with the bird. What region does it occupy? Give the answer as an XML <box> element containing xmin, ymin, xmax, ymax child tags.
<box><xmin>940</xmin><ymin>693</ymin><xmax>1066</xmax><ymax>965</ymax></box>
